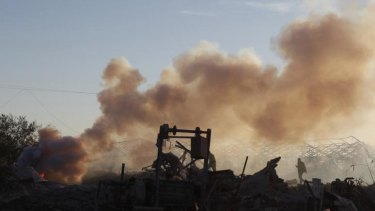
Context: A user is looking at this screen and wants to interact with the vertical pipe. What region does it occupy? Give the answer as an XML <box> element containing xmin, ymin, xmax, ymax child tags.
<box><xmin>121</xmin><ymin>163</ymin><xmax>125</xmax><ymax>181</ymax></box>
<box><xmin>155</xmin><ymin>124</ymin><xmax>169</xmax><ymax>207</ymax></box>
<box><xmin>155</xmin><ymin>136</ymin><xmax>163</xmax><ymax>207</ymax></box>
<box><xmin>202</xmin><ymin>129</ymin><xmax>211</xmax><ymax>210</ymax></box>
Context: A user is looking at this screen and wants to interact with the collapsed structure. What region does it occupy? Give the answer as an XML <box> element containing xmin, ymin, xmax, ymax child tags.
<box><xmin>2</xmin><ymin>3</ymin><xmax>375</xmax><ymax>210</ymax></box>
<box><xmin>249</xmin><ymin>137</ymin><xmax>375</xmax><ymax>184</ymax></box>
<box><xmin>3</xmin><ymin>124</ymin><xmax>375</xmax><ymax>210</ymax></box>
<box><xmin>93</xmin><ymin>125</ymin><xmax>375</xmax><ymax>210</ymax></box>
<box><xmin>112</xmin><ymin>136</ymin><xmax>375</xmax><ymax>185</ymax></box>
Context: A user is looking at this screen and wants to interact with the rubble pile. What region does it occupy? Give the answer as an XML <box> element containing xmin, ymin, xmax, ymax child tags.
<box><xmin>3</xmin><ymin>158</ymin><xmax>375</xmax><ymax>211</ymax></box>
<box><xmin>0</xmin><ymin>166</ymin><xmax>97</xmax><ymax>211</ymax></box>
<box><xmin>3</xmin><ymin>125</ymin><xmax>375</xmax><ymax>211</ymax></box>
<box><xmin>210</xmin><ymin>137</ymin><xmax>375</xmax><ymax>184</ymax></box>
<box><xmin>2</xmin><ymin>184</ymin><xmax>97</xmax><ymax>211</ymax></box>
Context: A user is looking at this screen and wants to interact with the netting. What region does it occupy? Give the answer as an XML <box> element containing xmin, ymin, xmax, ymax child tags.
<box><xmin>110</xmin><ymin>136</ymin><xmax>375</xmax><ymax>183</ymax></box>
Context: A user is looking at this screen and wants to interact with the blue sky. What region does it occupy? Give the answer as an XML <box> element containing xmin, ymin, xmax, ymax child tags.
<box><xmin>0</xmin><ymin>0</ymin><xmax>355</xmax><ymax>136</ymax></box>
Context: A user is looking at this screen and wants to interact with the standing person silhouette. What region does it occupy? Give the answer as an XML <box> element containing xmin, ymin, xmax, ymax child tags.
<box><xmin>296</xmin><ymin>158</ymin><xmax>307</xmax><ymax>184</ymax></box>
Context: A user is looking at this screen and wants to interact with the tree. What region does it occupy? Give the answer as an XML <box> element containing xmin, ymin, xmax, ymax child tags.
<box><xmin>0</xmin><ymin>114</ymin><xmax>40</xmax><ymax>166</ymax></box>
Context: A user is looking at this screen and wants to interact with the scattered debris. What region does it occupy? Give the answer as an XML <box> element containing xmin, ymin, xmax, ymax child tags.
<box><xmin>2</xmin><ymin>124</ymin><xmax>375</xmax><ymax>211</ymax></box>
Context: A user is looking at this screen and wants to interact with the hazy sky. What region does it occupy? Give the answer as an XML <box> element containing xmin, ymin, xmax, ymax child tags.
<box><xmin>0</xmin><ymin>0</ymin><xmax>370</xmax><ymax>136</ymax></box>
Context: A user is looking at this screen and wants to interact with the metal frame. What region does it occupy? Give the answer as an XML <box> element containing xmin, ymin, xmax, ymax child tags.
<box><xmin>154</xmin><ymin>124</ymin><xmax>212</xmax><ymax>209</ymax></box>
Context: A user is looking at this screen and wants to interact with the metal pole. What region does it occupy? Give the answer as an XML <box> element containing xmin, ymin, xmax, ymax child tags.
<box><xmin>170</xmin><ymin>127</ymin><xmax>209</xmax><ymax>134</ymax></box>
<box><xmin>121</xmin><ymin>163</ymin><xmax>125</xmax><ymax>181</ymax></box>
<box><xmin>154</xmin><ymin>124</ymin><xmax>169</xmax><ymax>207</ymax></box>
<box><xmin>155</xmin><ymin>136</ymin><xmax>163</xmax><ymax>207</ymax></box>
<box><xmin>241</xmin><ymin>156</ymin><xmax>249</xmax><ymax>177</ymax></box>
<box><xmin>366</xmin><ymin>163</ymin><xmax>375</xmax><ymax>184</ymax></box>
<box><xmin>202</xmin><ymin>128</ymin><xmax>211</xmax><ymax>210</ymax></box>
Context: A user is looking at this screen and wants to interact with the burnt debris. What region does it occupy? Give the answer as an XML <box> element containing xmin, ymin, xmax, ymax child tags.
<box><xmin>2</xmin><ymin>124</ymin><xmax>375</xmax><ymax>211</ymax></box>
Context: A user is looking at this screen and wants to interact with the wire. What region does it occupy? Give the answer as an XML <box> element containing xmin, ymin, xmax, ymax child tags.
<box><xmin>0</xmin><ymin>83</ymin><xmax>97</xmax><ymax>95</ymax></box>
<box><xmin>28</xmin><ymin>91</ymin><xmax>80</xmax><ymax>134</ymax></box>
<box><xmin>0</xmin><ymin>89</ymin><xmax>24</xmax><ymax>109</ymax></box>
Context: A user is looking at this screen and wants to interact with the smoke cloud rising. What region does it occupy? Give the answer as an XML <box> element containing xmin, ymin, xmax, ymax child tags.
<box><xmin>36</xmin><ymin>128</ymin><xmax>87</xmax><ymax>183</ymax></box>
<box><xmin>95</xmin><ymin>13</ymin><xmax>374</xmax><ymax>141</ymax></box>
<box><xmin>35</xmin><ymin>3</ymin><xmax>375</xmax><ymax>183</ymax></box>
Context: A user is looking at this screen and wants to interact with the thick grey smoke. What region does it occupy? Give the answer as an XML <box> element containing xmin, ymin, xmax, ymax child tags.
<box><xmin>34</xmin><ymin>4</ymin><xmax>375</xmax><ymax>182</ymax></box>
<box><xmin>36</xmin><ymin>128</ymin><xmax>87</xmax><ymax>183</ymax></box>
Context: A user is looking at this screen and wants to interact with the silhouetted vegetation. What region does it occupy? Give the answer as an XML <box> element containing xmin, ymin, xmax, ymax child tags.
<box><xmin>0</xmin><ymin>114</ymin><xmax>39</xmax><ymax>166</ymax></box>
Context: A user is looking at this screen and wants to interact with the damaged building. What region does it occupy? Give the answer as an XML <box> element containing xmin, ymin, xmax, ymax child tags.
<box><xmin>2</xmin><ymin>124</ymin><xmax>375</xmax><ymax>211</ymax></box>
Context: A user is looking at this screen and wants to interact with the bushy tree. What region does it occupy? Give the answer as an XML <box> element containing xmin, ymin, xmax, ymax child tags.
<box><xmin>0</xmin><ymin>114</ymin><xmax>39</xmax><ymax>166</ymax></box>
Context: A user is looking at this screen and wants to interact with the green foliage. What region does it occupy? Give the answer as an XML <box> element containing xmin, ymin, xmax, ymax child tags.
<box><xmin>0</xmin><ymin>114</ymin><xmax>40</xmax><ymax>166</ymax></box>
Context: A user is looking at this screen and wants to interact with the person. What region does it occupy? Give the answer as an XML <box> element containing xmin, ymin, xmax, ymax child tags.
<box><xmin>296</xmin><ymin>158</ymin><xmax>307</xmax><ymax>184</ymax></box>
<box><xmin>208</xmin><ymin>152</ymin><xmax>216</xmax><ymax>171</ymax></box>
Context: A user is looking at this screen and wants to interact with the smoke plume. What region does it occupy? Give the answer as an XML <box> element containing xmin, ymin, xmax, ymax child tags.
<box><xmin>36</xmin><ymin>128</ymin><xmax>87</xmax><ymax>183</ymax></box>
<box><xmin>35</xmin><ymin>3</ymin><xmax>375</xmax><ymax>182</ymax></box>
<box><xmin>94</xmin><ymin>14</ymin><xmax>374</xmax><ymax>141</ymax></box>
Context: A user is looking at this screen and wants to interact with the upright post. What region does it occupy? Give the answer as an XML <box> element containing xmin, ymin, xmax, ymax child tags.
<box><xmin>366</xmin><ymin>163</ymin><xmax>375</xmax><ymax>184</ymax></box>
<box><xmin>154</xmin><ymin>124</ymin><xmax>169</xmax><ymax>207</ymax></box>
<box><xmin>202</xmin><ymin>128</ymin><xmax>211</xmax><ymax>210</ymax></box>
<box><xmin>241</xmin><ymin>156</ymin><xmax>249</xmax><ymax>178</ymax></box>
<box><xmin>121</xmin><ymin>163</ymin><xmax>125</xmax><ymax>181</ymax></box>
